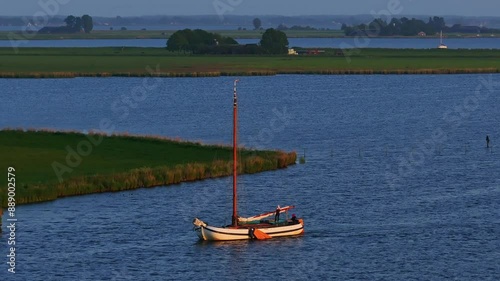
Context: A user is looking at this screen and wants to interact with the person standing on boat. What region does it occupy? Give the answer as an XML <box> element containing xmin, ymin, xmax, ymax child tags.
<box><xmin>275</xmin><ymin>206</ymin><xmax>281</xmax><ymax>224</ymax></box>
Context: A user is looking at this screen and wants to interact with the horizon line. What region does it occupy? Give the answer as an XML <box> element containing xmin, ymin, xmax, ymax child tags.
<box><xmin>1</xmin><ymin>14</ymin><xmax>500</xmax><ymax>18</ymax></box>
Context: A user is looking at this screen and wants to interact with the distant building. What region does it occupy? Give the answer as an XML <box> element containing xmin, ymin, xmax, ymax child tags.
<box><xmin>418</xmin><ymin>31</ymin><xmax>426</xmax><ymax>36</ymax></box>
<box><xmin>296</xmin><ymin>49</ymin><xmax>325</xmax><ymax>55</ymax></box>
<box><xmin>288</xmin><ymin>48</ymin><xmax>298</xmax><ymax>55</ymax></box>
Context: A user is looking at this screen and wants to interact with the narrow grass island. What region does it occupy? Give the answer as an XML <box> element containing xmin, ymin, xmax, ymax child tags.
<box><xmin>0</xmin><ymin>47</ymin><xmax>499</xmax><ymax>78</ymax></box>
<box><xmin>0</xmin><ymin>129</ymin><xmax>297</xmax><ymax>207</ymax></box>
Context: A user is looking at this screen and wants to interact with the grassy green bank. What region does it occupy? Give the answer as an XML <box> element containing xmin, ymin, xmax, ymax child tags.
<box><xmin>0</xmin><ymin>130</ymin><xmax>297</xmax><ymax>207</ymax></box>
<box><xmin>0</xmin><ymin>47</ymin><xmax>499</xmax><ymax>78</ymax></box>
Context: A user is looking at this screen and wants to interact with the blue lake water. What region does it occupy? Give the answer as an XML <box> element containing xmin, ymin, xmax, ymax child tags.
<box><xmin>1</xmin><ymin>75</ymin><xmax>500</xmax><ymax>280</ymax></box>
<box><xmin>242</xmin><ymin>37</ymin><xmax>500</xmax><ymax>49</ymax></box>
<box><xmin>1</xmin><ymin>37</ymin><xmax>500</xmax><ymax>49</ymax></box>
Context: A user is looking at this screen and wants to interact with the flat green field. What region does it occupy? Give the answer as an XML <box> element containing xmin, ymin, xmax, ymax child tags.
<box><xmin>0</xmin><ymin>47</ymin><xmax>498</xmax><ymax>77</ymax></box>
<box><xmin>0</xmin><ymin>130</ymin><xmax>296</xmax><ymax>206</ymax></box>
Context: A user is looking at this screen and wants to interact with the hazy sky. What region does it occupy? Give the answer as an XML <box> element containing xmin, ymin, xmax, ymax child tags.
<box><xmin>3</xmin><ymin>0</ymin><xmax>499</xmax><ymax>17</ymax></box>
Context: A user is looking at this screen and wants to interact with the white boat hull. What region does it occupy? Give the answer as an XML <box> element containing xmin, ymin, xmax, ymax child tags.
<box><xmin>194</xmin><ymin>219</ymin><xmax>304</xmax><ymax>241</ymax></box>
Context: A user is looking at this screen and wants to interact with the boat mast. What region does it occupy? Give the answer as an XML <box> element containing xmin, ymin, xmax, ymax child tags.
<box><xmin>232</xmin><ymin>79</ymin><xmax>239</xmax><ymax>227</ymax></box>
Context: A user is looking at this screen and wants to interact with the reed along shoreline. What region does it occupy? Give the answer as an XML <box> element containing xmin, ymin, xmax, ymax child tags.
<box><xmin>0</xmin><ymin>129</ymin><xmax>297</xmax><ymax>207</ymax></box>
<box><xmin>0</xmin><ymin>68</ymin><xmax>498</xmax><ymax>79</ymax></box>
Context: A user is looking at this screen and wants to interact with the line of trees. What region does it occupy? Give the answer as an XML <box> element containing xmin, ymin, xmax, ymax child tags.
<box><xmin>276</xmin><ymin>24</ymin><xmax>318</xmax><ymax>31</ymax></box>
<box><xmin>166</xmin><ymin>28</ymin><xmax>289</xmax><ymax>55</ymax></box>
<box><xmin>342</xmin><ymin>16</ymin><xmax>446</xmax><ymax>36</ymax></box>
<box><xmin>342</xmin><ymin>16</ymin><xmax>500</xmax><ymax>36</ymax></box>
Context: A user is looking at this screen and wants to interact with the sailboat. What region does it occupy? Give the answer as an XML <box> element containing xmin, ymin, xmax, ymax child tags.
<box><xmin>438</xmin><ymin>30</ymin><xmax>448</xmax><ymax>49</ymax></box>
<box><xmin>192</xmin><ymin>80</ymin><xmax>304</xmax><ymax>241</ymax></box>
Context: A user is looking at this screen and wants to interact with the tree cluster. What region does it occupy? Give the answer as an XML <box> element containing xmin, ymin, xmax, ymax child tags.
<box><xmin>259</xmin><ymin>28</ymin><xmax>289</xmax><ymax>54</ymax></box>
<box><xmin>60</xmin><ymin>15</ymin><xmax>94</xmax><ymax>33</ymax></box>
<box><xmin>166</xmin><ymin>28</ymin><xmax>289</xmax><ymax>55</ymax></box>
<box><xmin>166</xmin><ymin>29</ymin><xmax>238</xmax><ymax>52</ymax></box>
<box><xmin>38</xmin><ymin>15</ymin><xmax>93</xmax><ymax>34</ymax></box>
<box><xmin>253</xmin><ymin>18</ymin><xmax>262</xmax><ymax>30</ymax></box>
